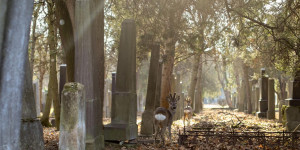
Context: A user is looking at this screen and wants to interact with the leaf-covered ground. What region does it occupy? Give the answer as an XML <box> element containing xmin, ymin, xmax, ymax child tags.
<box><xmin>44</xmin><ymin>108</ymin><xmax>298</xmax><ymax>150</ymax></box>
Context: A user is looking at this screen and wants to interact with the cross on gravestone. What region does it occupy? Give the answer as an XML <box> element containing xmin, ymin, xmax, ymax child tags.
<box><xmin>104</xmin><ymin>19</ymin><xmax>138</xmax><ymax>141</ymax></box>
<box><xmin>257</xmin><ymin>68</ymin><xmax>269</xmax><ymax>118</ymax></box>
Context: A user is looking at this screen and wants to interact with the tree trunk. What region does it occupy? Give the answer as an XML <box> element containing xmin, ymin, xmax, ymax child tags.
<box><xmin>216</xmin><ymin>59</ymin><xmax>233</xmax><ymax>108</ymax></box>
<box><xmin>242</xmin><ymin>63</ymin><xmax>252</xmax><ymax>114</ymax></box>
<box><xmin>55</xmin><ymin>0</ymin><xmax>75</xmax><ymax>82</ymax></box>
<box><xmin>160</xmin><ymin>39</ymin><xmax>176</xmax><ymax>108</ymax></box>
<box><xmin>30</xmin><ymin>4</ymin><xmax>41</xmax><ymax>75</ymax></box>
<box><xmin>195</xmin><ymin>55</ymin><xmax>203</xmax><ymax>113</ymax></box>
<box><xmin>188</xmin><ymin>54</ymin><xmax>200</xmax><ymax>110</ymax></box>
<box><xmin>41</xmin><ymin>1</ymin><xmax>60</xmax><ymax>130</ymax></box>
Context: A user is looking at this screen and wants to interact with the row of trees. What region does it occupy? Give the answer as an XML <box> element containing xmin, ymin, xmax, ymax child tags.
<box><xmin>30</xmin><ymin>0</ymin><xmax>299</xmax><ymax>128</ymax></box>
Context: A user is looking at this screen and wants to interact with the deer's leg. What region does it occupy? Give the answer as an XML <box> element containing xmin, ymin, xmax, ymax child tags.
<box><xmin>161</xmin><ymin>127</ymin><xmax>166</xmax><ymax>145</ymax></box>
<box><xmin>154</xmin><ymin>125</ymin><xmax>159</xmax><ymax>143</ymax></box>
<box><xmin>168</xmin><ymin>124</ymin><xmax>172</xmax><ymax>141</ymax></box>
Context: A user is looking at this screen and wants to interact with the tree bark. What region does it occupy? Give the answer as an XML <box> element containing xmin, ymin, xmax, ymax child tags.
<box><xmin>55</xmin><ymin>0</ymin><xmax>75</xmax><ymax>82</ymax></box>
<box><xmin>195</xmin><ymin>55</ymin><xmax>203</xmax><ymax>113</ymax></box>
<box><xmin>160</xmin><ymin>39</ymin><xmax>176</xmax><ymax>108</ymax></box>
<box><xmin>41</xmin><ymin>1</ymin><xmax>60</xmax><ymax>130</ymax></box>
<box><xmin>30</xmin><ymin>4</ymin><xmax>41</xmax><ymax>75</ymax></box>
<box><xmin>188</xmin><ymin>54</ymin><xmax>200</xmax><ymax>109</ymax></box>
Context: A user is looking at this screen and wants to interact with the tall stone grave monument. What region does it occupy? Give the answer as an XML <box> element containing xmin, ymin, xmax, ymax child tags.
<box><xmin>285</xmin><ymin>70</ymin><xmax>300</xmax><ymax>131</ymax></box>
<box><xmin>267</xmin><ymin>79</ymin><xmax>275</xmax><ymax>119</ymax></box>
<box><xmin>59</xmin><ymin>64</ymin><xmax>67</xmax><ymax>103</ymax></box>
<box><xmin>0</xmin><ymin>1</ymin><xmax>34</xmax><ymax>149</ymax></box>
<box><xmin>104</xmin><ymin>19</ymin><xmax>138</xmax><ymax>141</ymax></box>
<box><xmin>257</xmin><ymin>68</ymin><xmax>269</xmax><ymax>118</ymax></box>
<box><xmin>33</xmin><ymin>81</ymin><xmax>40</xmax><ymax>117</ymax></box>
<box><xmin>141</xmin><ymin>44</ymin><xmax>160</xmax><ymax>135</ymax></box>
<box><xmin>154</xmin><ymin>60</ymin><xmax>163</xmax><ymax>109</ymax></box>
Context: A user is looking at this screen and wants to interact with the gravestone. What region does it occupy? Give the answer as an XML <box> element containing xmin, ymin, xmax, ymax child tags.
<box><xmin>74</xmin><ymin>0</ymin><xmax>104</xmax><ymax>148</ymax></box>
<box><xmin>256</xmin><ymin>68</ymin><xmax>268</xmax><ymax>118</ymax></box>
<box><xmin>104</xmin><ymin>19</ymin><xmax>138</xmax><ymax>141</ymax></box>
<box><xmin>33</xmin><ymin>81</ymin><xmax>40</xmax><ymax>117</ymax></box>
<box><xmin>154</xmin><ymin>61</ymin><xmax>163</xmax><ymax>109</ymax></box>
<box><xmin>0</xmin><ymin>1</ymin><xmax>34</xmax><ymax>149</ymax></box>
<box><xmin>20</xmin><ymin>59</ymin><xmax>44</xmax><ymax>150</ymax></box>
<box><xmin>255</xmin><ymin>86</ymin><xmax>260</xmax><ymax>112</ymax></box>
<box><xmin>285</xmin><ymin>71</ymin><xmax>300</xmax><ymax>131</ymax></box>
<box><xmin>267</xmin><ymin>79</ymin><xmax>275</xmax><ymax>119</ymax></box>
<box><xmin>251</xmin><ymin>80</ymin><xmax>258</xmax><ymax>113</ymax></box>
<box><xmin>59</xmin><ymin>83</ymin><xmax>86</xmax><ymax>150</ymax></box>
<box><xmin>59</xmin><ymin>64</ymin><xmax>67</xmax><ymax>103</ymax></box>
<box><xmin>141</xmin><ymin>44</ymin><xmax>160</xmax><ymax>135</ymax></box>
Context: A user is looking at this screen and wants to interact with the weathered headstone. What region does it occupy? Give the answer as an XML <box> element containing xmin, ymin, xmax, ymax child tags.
<box><xmin>255</xmin><ymin>85</ymin><xmax>260</xmax><ymax>112</ymax></box>
<box><xmin>0</xmin><ymin>1</ymin><xmax>34</xmax><ymax>149</ymax></box>
<box><xmin>59</xmin><ymin>64</ymin><xmax>67</xmax><ymax>103</ymax></box>
<box><xmin>267</xmin><ymin>79</ymin><xmax>275</xmax><ymax>119</ymax></box>
<box><xmin>20</xmin><ymin>59</ymin><xmax>44</xmax><ymax>150</ymax></box>
<box><xmin>154</xmin><ymin>61</ymin><xmax>163</xmax><ymax>109</ymax></box>
<box><xmin>75</xmin><ymin>0</ymin><xmax>104</xmax><ymax>148</ymax></box>
<box><xmin>141</xmin><ymin>44</ymin><xmax>160</xmax><ymax>135</ymax></box>
<box><xmin>104</xmin><ymin>19</ymin><xmax>138</xmax><ymax>141</ymax></box>
<box><xmin>251</xmin><ymin>80</ymin><xmax>258</xmax><ymax>113</ymax></box>
<box><xmin>59</xmin><ymin>83</ymin><xmax>86</xmax><ymax>150</ymax></box>
<box><xmin>256</xmin><ymin>68</ymin><xmax>269</xmax><ymax>118</ymax></box>
<box><xmin>285</xmin><ymin>71</ymin><xmax>300</xmax><ymax>131</ymax></box>
<box><xmin>33</xmin><ymin>81</ymin><xmax>41</xmax><ymax>117</ymax></box>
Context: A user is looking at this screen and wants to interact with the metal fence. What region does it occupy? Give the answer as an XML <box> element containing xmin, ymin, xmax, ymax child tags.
<box><xmin>178</xmin><ymin>129</ymin><xmax>300</xmax><ymax>149</ymax></box>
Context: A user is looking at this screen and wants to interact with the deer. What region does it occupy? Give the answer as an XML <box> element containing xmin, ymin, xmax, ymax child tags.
<box><xmin>153</xmin><ymin>93</ymin><xmax>180</xmax><ymax>145</ymax></box>
<box><xmin>184</xmin><ymin>97</ymin><xmax>193</xmax><ymax>126</ymax></box>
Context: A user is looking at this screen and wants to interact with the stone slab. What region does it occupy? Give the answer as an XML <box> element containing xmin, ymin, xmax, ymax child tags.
<box><xmin>285</xmin><ymin>106</ymin><xmax>300</xmax><ymax>131</ymax></box>
<box><xmin>104</xmin><ymin>123</ymin><xmax>138</xmax><ymax>141</ymax></box>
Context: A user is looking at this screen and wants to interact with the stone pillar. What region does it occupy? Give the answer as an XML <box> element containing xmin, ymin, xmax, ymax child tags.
<box><xmin>256</xmin><ymin>68</ymin><xmax>268</xmax><ymax>118</ymax></box>
<box><xmin>41</xmin><ymin>91</ymin><xmax>47</xmax><ymax>112</ymax></box>
<box><xmin>74</xmin><ymin>1</ymin><xmax>104</xmax><ymax>148</ymax></box>
<box><xmin>20</xmin><ymin>59</ymin><xmax>44</xmax><ymax>150</ymax></box>
<box><xmin>141</xmin><ymin>44</ymin><xmax>160</xmax><ymax>135</ymax></box>
<box><xmin>59</xmin><ymin>83</ymin><xmax>86</xmax><ymax>150</ymax></box>
<box><xmin>59</xmin><ymin>64</ymin><xmax>67</xmax><ymax>104</ymax></box>
<box><xmin>251</xmin><ymin>80</ymin><xmax>258</xmax><ymax>113</ymax></box>
<box><xmin>0</xmin><ymin>1</ymin><xmax>34</xmax><ymax>149</ymax></box>
<box><xmin>255</xmin><ymin>86</ymin><xmax>260</xmax><ymax>112</ymax></box>
<box><xmin>33</xmin><ymin>81</ymin><xmax>40</xmax><ymax>117</ymax></box>
<box><xmin>154</xmin><ymin>61</ymin><xmax>163</xmax><ymax>109</ymax></box>
<box><xmin>104</xmin><ymin>19</ymin><xmax>138</xmax><ymax>141</ymax></box>
<box><xmin>285</xmin><ymin>71</ymin><xmax>300</xmax><ymax>131</ymax></box>
<box><xmin>267</xmin><ymin>79</ymin><xmax>275</xmax><ymax>119</ymax></box>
